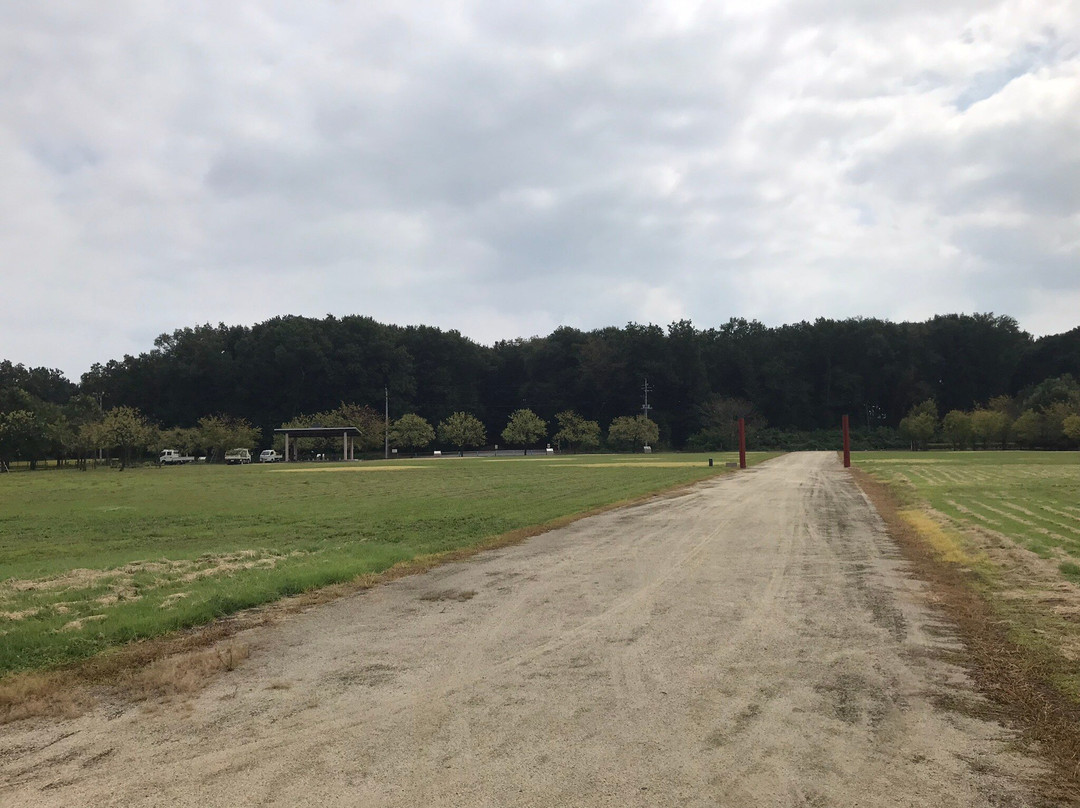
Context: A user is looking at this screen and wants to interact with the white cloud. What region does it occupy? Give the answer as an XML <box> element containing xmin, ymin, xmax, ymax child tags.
<box><xmin>1</xmin><ymin>0</ymin><xmax>1078</xmax><ymax>378</ymax></box>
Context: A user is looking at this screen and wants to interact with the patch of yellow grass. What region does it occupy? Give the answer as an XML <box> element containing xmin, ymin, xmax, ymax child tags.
<box><xmin>0</xmin><ymin>672</ymin><xmax>86</xmax><ymax>723</ymax></box>
<box><xmin>0</xmin><ymin>551</ymin><xmax>303</xmax><ymax>606</ymax></box>
<box><xmin>131</xmin><ymin>644</ymin><xmax>250</xmax><ymax>698</ymax></box>
<box><xmin>0</xmin><ymin>608</ymin><xmax>41</xmax><ymax>621</ymax></box>
<box><xmin>62</xmin><ymin>614</ymin><xmax>107</xmax><ymax>631</ymax></box>
<box><xmin>480</xmin><ymin>456</ymin><xmax>567</xmax><ymax>462</ymax></box>
<box><xmin>552</xmin><ymin>462</ymin><xmax>714</xmax><ymax>468</ymax></box>
<box><xmin>269</xmin><ymin>465</ymin><xmax>431</xmax><ymax>473</ymax></box>
<box><xmin>898</xmin><ymin>508</ymin><xmax>978</xmax><ymax>565</ymax></box>
<box><xmin>862</xmin><ymin>459</ymin><xmax>947</xmax><ymax>464</ymax></box>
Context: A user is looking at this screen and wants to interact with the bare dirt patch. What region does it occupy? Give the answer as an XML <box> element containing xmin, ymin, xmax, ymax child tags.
<box><xmin>417</xmin><ymin>588</ymin><xmax>477</xmax><ymax>602</ymax></box>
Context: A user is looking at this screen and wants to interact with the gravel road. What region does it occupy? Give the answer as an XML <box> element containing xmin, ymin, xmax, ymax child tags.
<box><xmin>1</xmin><ymin>452</ymin><xmax>1046</xmax><ymax>806</ymax></box>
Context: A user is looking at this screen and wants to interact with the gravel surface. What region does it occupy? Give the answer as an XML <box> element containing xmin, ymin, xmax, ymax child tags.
<box><xmin>1</xmin><ymin>452</ymin><xmax>1045</xmax><ymax>806</ymax></box>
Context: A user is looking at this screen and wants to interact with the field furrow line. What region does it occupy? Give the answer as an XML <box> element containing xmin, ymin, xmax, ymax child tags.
<box><xmin>972</xmin><ymin>500</ymin><xmax>1074</xmax><ymax>544</ymax></box>
<box><xmin>944</xmin><ymin>499</ymin><xmax>1000</xmax><ymax>526</ymax></box>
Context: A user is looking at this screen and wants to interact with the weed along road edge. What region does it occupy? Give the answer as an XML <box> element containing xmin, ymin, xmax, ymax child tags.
<box><xmin>1</xmin><ymin>453</ymin><xmax>1045</xmax><ymax>806</ymax></box>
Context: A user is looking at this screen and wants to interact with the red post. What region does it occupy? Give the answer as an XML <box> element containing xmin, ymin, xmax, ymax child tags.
<box><xmin>842</xmin><ymin>414</ymin><xmax>851</xmax><ymax>468</ymax></box>
<box><xmin>738</xmin><ymin>417</ymin><xmax>747</xmax><ymax>469</ymax></box>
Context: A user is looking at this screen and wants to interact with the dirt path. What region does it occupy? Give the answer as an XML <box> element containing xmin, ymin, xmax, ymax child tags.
<box><xmin>1</xmin><ymin>453</ymin><xmax>1047</xmax><ymax>806</ymax></box>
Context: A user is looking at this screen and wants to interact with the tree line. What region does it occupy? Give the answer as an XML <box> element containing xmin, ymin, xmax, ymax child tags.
<box><xmin>899</xmin><ymin>374</ymin><xmax>1080</xmax><ymax>450</ymax></box>
<box><xmin>3</xmin><ymin>313</ymin><xmax>1080</xmax><ymax>466</ymax></box>
<box><xmin>0</xmin><ymin>381</ymin><xmax>656</xmax><ymax>469</ymax></box>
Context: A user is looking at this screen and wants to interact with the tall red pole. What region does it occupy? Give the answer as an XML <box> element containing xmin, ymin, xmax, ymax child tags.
<box><xmin>738</xmin><ymin>417</ymin><xmax>747</xmax><ymax>469</ymax></box>
<box><xmin>842</xmin><ymin>414</ymin><xmax>851</xmax><ymax>468</ymax></box>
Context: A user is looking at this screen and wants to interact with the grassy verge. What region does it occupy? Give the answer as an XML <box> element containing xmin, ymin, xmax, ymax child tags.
<box><xmin>0</xmin><ymin>452</ymin><xmax>777</xmax><ymax>679</ymax></box>
<box><xmin>852</xmin><ymin>451</ymin><xmax>1080</xmax><ymax>802</ymax></box>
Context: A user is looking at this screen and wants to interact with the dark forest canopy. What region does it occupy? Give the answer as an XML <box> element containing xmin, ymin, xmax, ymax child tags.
<box><xmin>4</xmin><ymin>313</ymin><xmax>1080</xmax><ymax>449</ymax></box>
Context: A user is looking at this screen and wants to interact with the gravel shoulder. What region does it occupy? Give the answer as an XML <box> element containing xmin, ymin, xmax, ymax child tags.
<box><xmin>0</xmin><ymin>452</ymin><xmax>1047</xmax><ymax>806</ymax></box>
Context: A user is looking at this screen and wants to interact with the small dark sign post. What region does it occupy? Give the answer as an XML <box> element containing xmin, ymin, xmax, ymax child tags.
<box><xmin>842</xmin><ymin>414</ymin><xmax>851</xmax><ymax>468</ymax></box>
<box><xmin>738</xmin><ymin>417</ymin><xmax>747</xmax><ymax>470</ymax></box>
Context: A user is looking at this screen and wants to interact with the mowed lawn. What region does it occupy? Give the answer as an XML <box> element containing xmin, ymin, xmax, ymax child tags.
<box><xmin>0</xmin><ymin>452</ymin><xmax>773</xmax><ymax>675</ymax></box>
<box><xmin>856</xmin><ymin>451</ymin><xmax>1080</xmax><ymax>572</ymax></box>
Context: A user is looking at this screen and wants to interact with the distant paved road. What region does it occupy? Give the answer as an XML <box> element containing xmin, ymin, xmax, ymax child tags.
<box><xmin>1</xmin><ymin>452</ymin><xmax>1043</xmax><ymax>806</ymax></box>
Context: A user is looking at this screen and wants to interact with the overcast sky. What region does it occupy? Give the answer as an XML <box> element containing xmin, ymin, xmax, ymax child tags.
<box><xmin>2</xmin><ymin>1</ymin><xmax>1079</xmax><ymax>379</ymax></box>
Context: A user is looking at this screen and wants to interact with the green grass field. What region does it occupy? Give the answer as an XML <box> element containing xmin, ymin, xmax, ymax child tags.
<box><xmin>0</xmin><ymin>452</ymin><xmax>774</xmax><ymax>676</ymax></box>
<box><xmin>856</xmin><ymin>451</ymin><xmax>1080</xmax><ymax>568</ymax></box>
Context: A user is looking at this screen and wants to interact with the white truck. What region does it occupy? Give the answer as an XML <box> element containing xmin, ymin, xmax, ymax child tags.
<box><xmin>159</xmin><ymin>449</ymin><xmax>195</xmax><ymax>465</ymax></box>
<box><xmin>259</xmin><ymin>449</ymin><xmax>280</xmax><ymax>463</ymax></box>
<box><xmin>224</xmin><ymin>448</ymin><xmax>252</xmax><ymax>465</ymax></box>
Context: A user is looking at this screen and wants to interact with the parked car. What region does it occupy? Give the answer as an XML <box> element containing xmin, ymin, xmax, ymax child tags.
<box><xmin>225</xmin><ymin>448</ymin><xmax>252</xmax><ymax>465</ymax></box>
<box><xmin>259</xmin><ymin>449</ymin><xmax>280</xmax><ymax>463</ymax></box>
<box><xmin>159</xmin><ymin>449</ymin><xmax>194</xmax><ymax>465</ymax></box>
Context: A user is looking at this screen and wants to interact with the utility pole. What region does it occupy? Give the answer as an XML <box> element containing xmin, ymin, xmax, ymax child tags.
<box><xmin>384</xmin><ymin>386</ymin><xmax>390</xmax><ymax>459</ymax></box>
<box><xmin>641</xmin><ymin>376</ymin><xmax>653</xmax><ymax>421</ymax></box>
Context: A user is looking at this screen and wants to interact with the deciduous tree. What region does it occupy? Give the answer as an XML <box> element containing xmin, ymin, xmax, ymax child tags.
<box><xmin>898</xmin><ymin>400</ymin><xmax>937</xmax><ymax>450</ymax></box>
<box><xmin>501</xmin><ymin>408</ymin><xmax>546</xmax><ymax>455</ymax></box>
<box><xmin>941</xmin><ymin>410</ymin><xmax>972</xmax><ymax>450</ymax></box>
<box><xmin>437</xmin><ymin>412</ymin><xmax>486</xmax><ymax>455</ymax></box>
<box><xmin>155</xmin><ymin>426</ymin><xmax>201</xmax><ymax>456</ymax></box>
<box><xmin>607</xmin><ymin>415</ymin><xmax>659</xmax><ymax>451</ymax></box>
<box><xmin>197</xmin><ymin>414</ymin><xmax>261</xmax><ymax>463</ymax></box>
<box><xmin>101</xmin><ymin>406</ymin><xmax>155</xmax><ymax>469</ymax></box>
<box><xmin>970</xmin><ymin>409</ymin><xmax>1009</xmax><ymax>449</ymax></box>
<box><xmin>688</xmin><ymin>397</ymin><xmax>760</xmax><ymax>451</ymax></box>
<box><xmin>391</xmin><ymin>413</ymin><xmax>435</xmax><ymax>455</ymax></box>
<box><xmin>0</xmin><ymin>410</ymin><xmax>48</xmax><ymax>470</ymax></box>
<box><xmin>552</xmin><ymin>410</ymin><xmax>600</xmax><ymax>453</ymax></box>
<box><xmin>1011</xmin><ymin>410</ymin><xmax>1043</xmax><ymax>448</ymax></box>
<box><xmin>1063</xmin><ymin>414</ymin><xmax>1080</xmax><ymax>445</ymax></box>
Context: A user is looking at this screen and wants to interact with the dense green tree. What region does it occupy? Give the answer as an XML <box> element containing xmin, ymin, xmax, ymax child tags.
<box><xmin>76</xmin><ymin>420</ymin><xmax>107</xmax><ymax>466</ymax></box>
<box><xmin>0</xmin><ymin>361</ymin><xmax>77</xmax><ymax>407</ymax></box>
<box><xmin>101</xmin><ymin>406</ymin><xmax>156</xmax><ymax>469</ymax></box>
<box><xmin>941</xmin><ymin>410</ymin><xmax>972</xmax><ymax>450</ymax></box>
<box><xmin>0</xmin><ymin>410</ymin><xmax>46</xmax><ymax>470</ymax></box>
<box><xmin>688</xmin><ymin>397</ymin><xmax>761</xmax><ymax>451</ymax></box>
<box><xmin>391</xmin><ymin>414</ymin><xmax>435</xmax><ymax>455</ymax></box>
<box><xmin>60</xmin><ymin>394</ymin><xmax>104</xmax><ymax>468</ymax></box>
<box><xmin>607</xmin><ymin>415</ymin><xmax>659</xmax><ymax>451</ymax></box>
<box><xmin>1063</xmin><ymin>414</ymin><xmax>1080</xmax><ymax>445</ymax></box>
<box><xmin>1018</xmin><ymin>329</ymin><xmax>1080</xmax><ymax>388</ymax></box>
<box><xmin>899</xmin><ymin>414</ymin><xmax>936</xmax><ymax>450</ymax></box>
<box><xmin>197</xmin><ymin>414</ymin><xmax>261</xmax><ymax>463</ymax></box>
<box><xmin>437</xmin><ymin>412</ymin><xmax>486</xmax><ymax>455</ymax></box>
<box><xmin>1043</xmin><ymin>402</ymin><xmax>1079</xmax><ymax>449</ymax></box>
<box><xmin>1020</xmin><ymin>375</ymin><xmax>1080</xmax><ymax>413</ymax></box>
<box><xmin>501</xmin><ymin>409</ymin><xmax>547</xmax><ymax>455</ymax></box>
<box><xmin>898</xmin><ymin>399</ymin><xmax>937</xmax><ymax>450</ymax></box>
<box><xmin>970</xmin><ymin>409</ymin><xmax>1009</xmax><ymax>450</ymax></box>
<box><xmin>552</xmin><ymin>411</ymin><xmax>600</xmax><ymax>453</ymax></box>
<box><xmin>1011</xmin><ymin>410</ymin><xmax>1043</xmax><ymax>448</ymax></box>
<box><xmin>155</xmin><ymin>426</ymin><xmax>201</xmax><ymax>456</ymax></box>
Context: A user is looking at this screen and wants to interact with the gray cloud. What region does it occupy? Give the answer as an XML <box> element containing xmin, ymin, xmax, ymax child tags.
<box><xmin>1</xmin><ymin>0</ymin><xmax>1079</xmax><ymax>379</ymax></box>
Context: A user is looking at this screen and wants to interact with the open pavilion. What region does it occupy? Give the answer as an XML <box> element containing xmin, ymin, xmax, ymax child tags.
<box><xmin>273</xmin><ymin>426</ymin><xmax>363</xmax><ymax>462</ymax></box>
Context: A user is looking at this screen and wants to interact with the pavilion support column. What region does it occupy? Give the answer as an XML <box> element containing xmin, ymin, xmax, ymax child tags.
<box><xmin>343</xmin><ymin>432</ymin><xmax>348</xmax><ymax>461</ymax></box>
<box><xmin>284</xmin><ymin>433</ymin><xmax>290</xmax><ymax>463</ymax></box>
